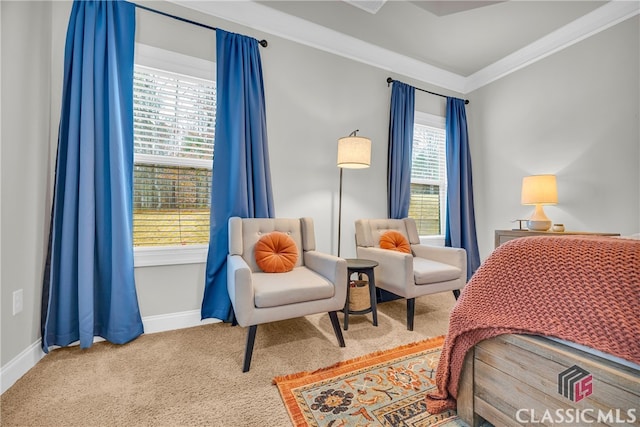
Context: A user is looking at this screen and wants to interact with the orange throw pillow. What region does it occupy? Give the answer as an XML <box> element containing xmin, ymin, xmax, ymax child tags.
<box><xmin>379</xmin><ymin>230</ymin><xmax>411</xmax><ymax>253</ymax></box>
<box><xmin>254</xmin><ymin>232</ymin><xmax>298</xmax><ymax>273</ymax></box>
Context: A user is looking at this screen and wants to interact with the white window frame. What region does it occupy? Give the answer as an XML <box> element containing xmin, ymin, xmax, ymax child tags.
<box><xmin>133</xmin><ymin>44</ymin><xmax>215</xmax><ymax>267</ymax></box>
<box><xmin>412</xmin><ymin>111</ymin><xmax>447</xmax><ymax>246</ymax></box>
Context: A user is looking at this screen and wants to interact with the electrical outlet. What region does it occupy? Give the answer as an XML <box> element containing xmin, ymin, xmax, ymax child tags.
<box><xmin>13</xmin><ymin>289</ymin><xmax>23</xmax><ymax>315</ymax></box>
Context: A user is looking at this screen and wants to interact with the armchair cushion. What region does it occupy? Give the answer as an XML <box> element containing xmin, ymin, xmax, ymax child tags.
<box><xmin>413</xmin><ymin>258</ymin><xmax>463</xmax><ymax>285</ymax></box>
<box><xmin>252</xmin><ymin>268</ymin><xmax>335</xmax><ymax>308</ymax></box>
<box><xmin>380</xmin><ymin>230</ymin><xmax>411</xmax><ymax>253</ymax></box>
<box><xmin>255</xmin><ymin>232</ymin><xmax>298</xmax><ymax>273</ymax></box>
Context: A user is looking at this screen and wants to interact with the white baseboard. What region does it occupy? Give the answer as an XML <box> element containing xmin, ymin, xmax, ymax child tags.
<box><xmin>0</xmin><ymin>310</ymin><xmax>221</xmax><ymax>395</ymax></box>
<box><xmin>141</xmin><ymin>309</ymin><xmax>220</xmax><ymax>334</ymax></box>
<box><xmin>0</xmin><ymin>340</ymin><xmax>45</xmax><ymax>395</ymax></box>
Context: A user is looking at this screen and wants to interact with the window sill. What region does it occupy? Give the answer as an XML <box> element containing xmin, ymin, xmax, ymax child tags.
<box><xmin>419</xmin><ymin>235</ymin><xmax>445</xmax><ymax>247</ymax></box>
<box><xmin>134</xmin><ymin>244</ymin><xmax>208</xmax><ymax>267</ymax></box>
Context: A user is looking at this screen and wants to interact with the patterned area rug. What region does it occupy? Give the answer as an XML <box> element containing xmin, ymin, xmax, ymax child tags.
<box><xmin>273</xmin><ymin>336</ymin><xmax>468</xmax><ymax>427</ymax></box>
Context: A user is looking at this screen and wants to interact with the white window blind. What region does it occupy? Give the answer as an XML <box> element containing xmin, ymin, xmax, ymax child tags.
<box><xmin>409</xmin><ymin>116</ymin><xmax>447</xmax><ymax>236</ymax></box>
<box><xmin>133</xmin><ymin>65</ymin><xmax>215</xmax><ymax>247</ymax></box>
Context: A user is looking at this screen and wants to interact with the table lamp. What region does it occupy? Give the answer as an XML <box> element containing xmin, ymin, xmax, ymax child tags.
<box><xmin>521</xmin><ymin>174</ymin><xmax>557</xmax><ymax>231</ymax></box>
<box><xmin>337</xmin><ymin>130</ymin><xmax>371</xmax><ymax>257</ymax></box>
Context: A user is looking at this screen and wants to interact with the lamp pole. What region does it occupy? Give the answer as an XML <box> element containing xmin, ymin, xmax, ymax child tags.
<box><xmin>338</xmin><ymin>166</ymin><xmax>344</xmax><ymax>257</ymax></box>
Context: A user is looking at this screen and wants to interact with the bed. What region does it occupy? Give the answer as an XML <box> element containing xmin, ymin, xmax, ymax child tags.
<box><xmin>424</xmin><ymin>235</ymin><xmax>640</xmax><ymax>426</ymax></box>
<box><xmin>457</xmin><ymin>334</ymin><xmax>639</xmax><ymax>426</ymax></box>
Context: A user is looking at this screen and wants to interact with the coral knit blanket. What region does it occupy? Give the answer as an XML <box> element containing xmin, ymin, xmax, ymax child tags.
<box><xmin>425</xmin><ymin>235</ymin><xmax>640</xmax><ymax>414</ymax></box>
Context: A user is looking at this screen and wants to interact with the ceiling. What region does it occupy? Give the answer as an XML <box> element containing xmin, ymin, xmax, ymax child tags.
<box><xmin>256</xmin><ymin>0</ymin><xmax>605</xmax><ymax>76</ymax></box>
<box><xmin>171</xmin><ymin>0</ymin><xmax>639</xmax><ymax>92</ymax></box>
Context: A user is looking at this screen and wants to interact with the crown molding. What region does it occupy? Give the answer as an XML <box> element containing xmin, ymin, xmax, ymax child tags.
<box><xmin>168</xmin><ymin>0</ymin><xmax>466</xmax><ymax>92</ymax></box>
<box><xmin>168</xmin><ymin>0</ymin><xmax>639</xmax><ymax>95</ymax></box>
<box><xmin>465</xmin><ymin>0</ymin><xmax>640</xmax><ymax>93</ymax></box>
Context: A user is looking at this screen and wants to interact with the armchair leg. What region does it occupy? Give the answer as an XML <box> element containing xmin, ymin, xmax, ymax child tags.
<box><xmin>407</xmin><ymin>298</ymin><xmax>415</xmax><ymax>331</ymax></box>
<box><xmin>328</xmin><ymin>311</ymin><xmax>346</xmax><ymax>347</ymax></box>
<box><xmin>242</xmin><ymin>325</ymin><xmax>258</xmax><ymax>373</ymax></box>
<box><xmin>453</xmin><ymin>289</ymin><xmax>461</xmax><ymax>300</ymax></box>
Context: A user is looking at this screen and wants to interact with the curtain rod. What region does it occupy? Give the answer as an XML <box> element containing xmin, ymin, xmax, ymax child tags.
<box><xmin>386</xmin><ymin>77</ymin><xmax>469</xmax><ymax>105</ymax></box>
<box><xmin>134</xmin><ymin>3</ymin><xmax>268</xmax><ymax>48</ymax></box>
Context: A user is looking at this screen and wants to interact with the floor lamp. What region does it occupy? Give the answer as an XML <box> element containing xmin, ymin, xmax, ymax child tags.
<box><xmin>337</xmin><ymin>130</ymin><xmax>371</xmax><ymax>257</ymax></box>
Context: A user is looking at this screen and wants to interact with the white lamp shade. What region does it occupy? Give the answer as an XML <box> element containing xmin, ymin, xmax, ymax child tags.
<box><xmin>337</xmin><ymin>136</ymin><xmax>371</xmax><ymax>169</ymax></box>
<box><xmin>521</xmin><ymin>175</ymin><xmax>558</xmax><ymax>205</ymax></box>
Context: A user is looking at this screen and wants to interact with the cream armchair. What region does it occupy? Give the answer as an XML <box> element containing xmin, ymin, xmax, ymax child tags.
<box><xmin>227</xmin><ymin>217</ymin><xmax>347</xmax><ymax>372</ymax></box>
<box><xmin>355</xmin><ymin>218</ymin><xmax>467</xmax><ymax>331</ymax></box>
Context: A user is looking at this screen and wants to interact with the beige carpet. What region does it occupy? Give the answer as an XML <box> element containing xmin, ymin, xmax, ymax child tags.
<box><xmin>1</xmin><ymin>293</ymin><xmax>455</xmax><ymax>427</ymax></box>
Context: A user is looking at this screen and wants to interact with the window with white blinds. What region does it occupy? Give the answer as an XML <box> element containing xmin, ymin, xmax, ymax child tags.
<box><xmin>409</xmin><ymin>113</ymin><xmax>447</xmax><ymax>236</ymax></box>
<box><xmin>133</xmin><ymin>64</ymin><xmax>215</xmax><ymax>247</ymax></box>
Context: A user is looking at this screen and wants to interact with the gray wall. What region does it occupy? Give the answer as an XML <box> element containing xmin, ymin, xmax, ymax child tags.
<box><xmin>468</xmin><ymin>16</ymin><xmax>640</xmax><ymax>258</ymax></box>
<box><xmin>1</xmin><ymin>1</ymin><xmax>53</xmax><ymax>368</ymax></box>
<box><xmin>1</xmin><ymin>0</ymin><xmax>638</xmax><ymax>371</ymax></box>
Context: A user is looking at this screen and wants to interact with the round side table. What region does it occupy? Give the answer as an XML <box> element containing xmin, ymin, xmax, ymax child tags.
<box><xmin>342</xmin><ymin>258</ymin><xmax>379</xmax><ymax>330</ymax></box>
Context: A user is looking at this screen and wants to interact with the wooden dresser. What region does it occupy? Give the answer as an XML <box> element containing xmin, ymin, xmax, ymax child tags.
<box><xmin>495</xmin><ymin>229</ymin><xmax>620</xmax><ymax>248</ymax></box>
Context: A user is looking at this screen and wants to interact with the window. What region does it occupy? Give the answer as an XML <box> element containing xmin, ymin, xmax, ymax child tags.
<box><xmin>409</xmin><ymin>112</ymin><xmax>447</xmax><ymax>236</ymax></box>
<box><xmin>133</xmin><ymin>45</ymin><xmax>215</xmax><ymax>266</ymax></box>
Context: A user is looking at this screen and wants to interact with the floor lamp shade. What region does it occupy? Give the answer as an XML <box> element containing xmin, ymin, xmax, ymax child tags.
<box><xmin>521</xmin><ymin>174</ymin><xmax>558</xmax><ymax>231</ymax></box>
<box><xmin>337</xmin><ymin>136</ymin><xmax>371</xmax><ymax>169</ymax></box>
<box><xmin>337</xmin><ymin>133</ymin><xmax>371</xmax><ymax>257</ymax></box>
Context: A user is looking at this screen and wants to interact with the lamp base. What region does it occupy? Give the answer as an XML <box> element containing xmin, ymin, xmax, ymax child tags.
<box><xmin>527</xmin><ymin>220</ymin><xmax>551</xmax><ymax>231</ymax></box>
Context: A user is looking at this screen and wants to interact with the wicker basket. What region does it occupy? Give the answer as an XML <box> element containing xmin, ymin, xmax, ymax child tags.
<box><xmin>348</xmin><ymin>280</ymin><xmax>371</xmax><ymax>311</ymax></box>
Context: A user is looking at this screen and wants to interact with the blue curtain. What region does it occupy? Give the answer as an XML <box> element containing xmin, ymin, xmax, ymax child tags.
<box><xmin>387</xmin><ymin>81</ymin><xmax>415</xmax><ymax>219</ymax></box>
<box><xmin>41</xmin><ymin>0</ymin><xmax>143</xmax><ymax>352</ymax></box>
<box><xmin>445</xmin><ymin>97</ymin><xmax>481</xmax><ymax>280</ymax></box>
<box><xmin>202</xmin><ymin>30</ymin><xmax>274</xmax><ymax>321</ymax></box>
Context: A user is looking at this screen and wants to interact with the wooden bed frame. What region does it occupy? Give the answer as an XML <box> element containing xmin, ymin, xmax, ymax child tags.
<box><xmin>457</xmin><ymin>334</ymin><xmax>640</xmax><ymax>426</ymax></box>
